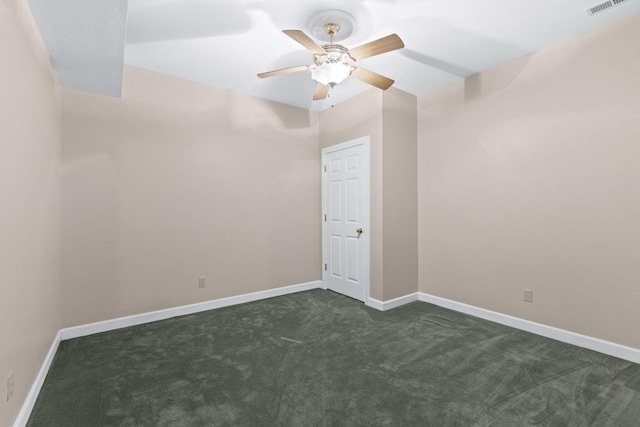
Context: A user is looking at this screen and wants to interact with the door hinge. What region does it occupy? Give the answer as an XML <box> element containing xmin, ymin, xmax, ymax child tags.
<box><xmin>324</xmin><ymin>263</ymin><xmax>327</xmax><ymax>271</ymax></box>
<box><xmin>324</xmin><ymin>214</ymin><xmax>327</xmax><ymax>221</ymax></box>
<box><xmin>324</xmin><ymin>165</ymin><xmax>326</xmax><ymax>172</ymax></box>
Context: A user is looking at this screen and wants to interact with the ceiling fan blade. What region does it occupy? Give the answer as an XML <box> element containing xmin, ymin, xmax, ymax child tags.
<box><xmin>350</xmin><ymin>67</ymin><xmax>395</xmax><ymax>90</ymax></box>
<box><xmin>257</xmin><ymin>65</ymin><xmax>308</xmax><ymax>79</ymax></box>
<box><xmin>283</xmin><ymin>30</ymin><xmax>326</xmax><ymax>55</ymax></box>
<box><xmin>313</xmin><ymin>83</ymin><xmax>329</xmax><ymax>100</ymax></box>
<box><xmin>348</xmin><ymin>34</ymin><xmax>404</xmax><ymax>61</ymax></box>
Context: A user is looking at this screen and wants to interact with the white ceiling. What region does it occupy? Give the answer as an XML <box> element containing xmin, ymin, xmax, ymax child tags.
<box><xmin>28</xmin><ymin>0</ymin><xmax>640</xmax><ymax>111</ymax></box>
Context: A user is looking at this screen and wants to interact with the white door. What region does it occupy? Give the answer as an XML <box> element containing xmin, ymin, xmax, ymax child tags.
<box><xmin>322</xmin><ymin>137</ymin><xmax>370</xmax><ymax>302</ymax></box>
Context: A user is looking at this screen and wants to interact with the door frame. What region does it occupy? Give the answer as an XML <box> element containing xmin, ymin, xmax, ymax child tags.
<box><xmin>321</xmin><ymin>136</ymin><xmax>371</xmax><ymax>303</ymax></box>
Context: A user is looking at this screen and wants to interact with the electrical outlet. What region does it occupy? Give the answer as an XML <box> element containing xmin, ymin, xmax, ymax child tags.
<box><xmin>523</xmin><ymin>289</ymin><xmax>533</xmax><ymax>303</ymax></box>
<box><xmin>198</xmin><ymin>277</ymin><xmax>206</xmax><ymax>288</ymax></box>
<box><xmin>6</xmin><ymin>372</ymin><xmax>14</xmax><ymax>402</ymax></box>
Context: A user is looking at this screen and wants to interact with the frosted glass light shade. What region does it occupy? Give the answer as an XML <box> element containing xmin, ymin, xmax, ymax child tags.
<box><xmin>311</xmin><ymin>62</ymin><xmax>353</xmax><ymax>86</ymax></box>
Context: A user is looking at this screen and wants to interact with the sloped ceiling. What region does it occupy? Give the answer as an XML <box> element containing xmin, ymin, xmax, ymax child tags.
<box><xmin>27</xmin><ymin>0</ymin><xmax>128</xmax><ymax>97</ymax></box>
<box><xmin>27</xmin><ymin>0</ymin><xmax>640</xmax><ymax>111</ymax></box>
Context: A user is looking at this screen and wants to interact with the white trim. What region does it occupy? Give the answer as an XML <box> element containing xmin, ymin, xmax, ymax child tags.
<box><xmin>322</xmin><ymin>137</ymin><xmax>369</xmax><ymax>155</ymax></box>
<box><xmin>13</xmin><ymin>332</ymin><xmax>61</xmax><ymax>427</ymax></box>
<box><xmin>321</xmin><ymin>136</ymin><xmax>371</xmax><ymax>303</ymax></box>
<box><xmin>366</xmin><ymin>298</ymin><xmax>385</xmax><ymax>311</ymax></box>
<box><xmin>60</xmin><ymin>281</ymin><xmax>322</xmax><ymax>340</ymax></box>
<box><xmin>367</xmin><ymin>292</ymin><xmax>419</xmax><ymax>311</ymax></box>
<box><xmin>419</xmin><ymin>293</ymin><xmax>640</xmax><ymax>364</ymax></box>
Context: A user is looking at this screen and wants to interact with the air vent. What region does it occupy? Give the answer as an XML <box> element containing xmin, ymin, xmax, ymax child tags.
<box><xmin>586</xmin><ymin>0</ymin><xmax>631</xmax><ymax>16</ymax></box>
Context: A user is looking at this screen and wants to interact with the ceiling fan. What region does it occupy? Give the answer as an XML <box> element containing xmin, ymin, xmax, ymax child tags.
<box><xmin>257</xmin><ymin>21</ymin><xmax>404</xmax><ymax>101</ymax></box>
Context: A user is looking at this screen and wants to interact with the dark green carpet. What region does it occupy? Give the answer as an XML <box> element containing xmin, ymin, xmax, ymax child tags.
<box><xmin>28</xmin><ymin>289</ymin><xmax>640</xmax><ymax>426</ymax></box>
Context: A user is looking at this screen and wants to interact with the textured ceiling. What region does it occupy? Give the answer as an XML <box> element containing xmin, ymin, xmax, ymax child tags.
<box><xmin>27</xmin><ymin>0</ymin><xmax>128</xmax><ymax>97</ymax></box>
<box><xmin>27</xmin><ymin>0</ymin><xmax>640</xmax><ymax>111</ymax></box>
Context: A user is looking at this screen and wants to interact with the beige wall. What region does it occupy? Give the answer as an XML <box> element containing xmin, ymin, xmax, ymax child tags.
<box><xmin>61</xmin><ymin>66</ymin><xmax>321</xmax><ymax>327</ymax></box>
<box><xmin>382</xmin><ymin>89</ymin><xmax>418</xmax><ymax>300</ymax></box>
<box><xmin>319</xmin><ymin>89</ymin><xmax>385</xmax><ymax>300</ymax></box>
<box><xmin>319</xmin><ymin>88</ymin><xmax>419</xmax><ymax>301</ymax></box>
<box><xmin>0</xmin><ymin>1</ymin><xmax>61</xmax><ymax>425</ymax></box>
<box><xmin>417</xmin><ymin>14</ymin><xmax>640</xmax><ymax>348</ymax></box>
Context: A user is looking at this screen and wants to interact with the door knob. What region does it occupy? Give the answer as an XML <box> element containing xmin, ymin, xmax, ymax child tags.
<box><xmin>356</xmin><ymin>228</ymin><xmax>363</xmax><ymax>235</ymax></box>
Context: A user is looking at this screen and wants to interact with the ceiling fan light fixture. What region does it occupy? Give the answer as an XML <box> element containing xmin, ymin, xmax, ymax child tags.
<box><xmin>310</xmin><ymin>45</ymin><xmax>355</xmax><ymax>87</ymax></box>
<box><xmin>311</xmin><ymin>62</ymin><xmax>353</xmax><ymax>87</ymax></box>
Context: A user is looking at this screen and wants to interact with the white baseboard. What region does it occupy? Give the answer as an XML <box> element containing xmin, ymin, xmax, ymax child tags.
<box><xmin>419</xmin><ymin>292</ymin><xmax>640</xmax><ymax>364</ymax></box>
<box><xmin>368</xmin><ymin>292</ymin><xmax>419</xmax><ymax>311</ymax></box>
<box><xmin>13</xmin><ymin>331</ymin><xmax>61</xmax><ymax>427</ymax></box>
<box><xmin>60</xmin><ymin>280</ymin><xmax>323</xmax><ymax>340</ymax></box>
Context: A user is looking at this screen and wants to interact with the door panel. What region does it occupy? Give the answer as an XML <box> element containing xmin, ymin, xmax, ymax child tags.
<box><xmin>330</xmin><ymin>180</ymin><xmax>342</xmax><ymax>221</ymax></box>
<box><xmin>330</xmin><ymin>235</ymin><xmax>342</xmax><ymax>279</ymax></box>
<box><xmin>346</xmin><ymin>236</ymin><xmax>359</xmax><ymax>283</ymax></box>
<box><xmin>346</xmin><ymin>178</ymin><xmax>359</xmax><ymax>222</ymax></box>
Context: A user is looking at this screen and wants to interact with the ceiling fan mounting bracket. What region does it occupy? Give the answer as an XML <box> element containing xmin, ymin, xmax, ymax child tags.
<box><xmin>323</xmin><ymin>22</ymin><xmax>340</xmax><ymax>35</ymax></box>
<box><xmin>323</xmin><ymin>23</ymin><xmax>341</xmax><ymax>44</ymax></box>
